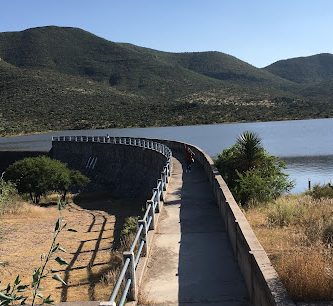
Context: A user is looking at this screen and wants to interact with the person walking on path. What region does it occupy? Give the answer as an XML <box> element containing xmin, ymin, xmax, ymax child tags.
<box><xmin>184</xmin><ymin>144</ymin><xmax>195</xmax><ymax>172</ymax></box>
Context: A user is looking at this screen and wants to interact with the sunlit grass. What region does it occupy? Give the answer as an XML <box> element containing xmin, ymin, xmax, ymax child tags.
<box><xmin>246</xmin><ymin>195</ymin><xmax>333</xmax><ymax>302</ymax></box>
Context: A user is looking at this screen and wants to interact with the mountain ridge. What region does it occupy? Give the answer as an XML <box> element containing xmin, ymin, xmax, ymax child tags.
<box><xmin>0</xmin><ymin>26</ymin><xmax>332</xmax><ymax>135</ymax></box>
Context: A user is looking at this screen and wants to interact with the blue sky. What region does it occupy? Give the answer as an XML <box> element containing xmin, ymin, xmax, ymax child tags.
<box><xmin>1</xmin><ymin>0</ymin><xmax>332</xmax><ymax>67</ymax></box>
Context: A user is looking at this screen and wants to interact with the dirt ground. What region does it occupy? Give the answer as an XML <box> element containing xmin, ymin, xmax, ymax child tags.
<box><xmin>0</xmin><ymin>193</ymin><xmax>142</xmax><ymax>303</ymax></box>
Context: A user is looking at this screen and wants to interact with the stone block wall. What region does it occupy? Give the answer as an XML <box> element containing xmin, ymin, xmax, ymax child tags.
<box><xmin>51</xmin><ymin>141</ymin><xmax>166</xmax><ymax>200</ymax></box>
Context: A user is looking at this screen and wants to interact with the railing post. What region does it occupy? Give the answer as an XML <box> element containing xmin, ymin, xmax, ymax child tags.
<box><xmin>157</xmin><ymin>179</ymin><xmax>163</xmax><ymax>201</ymax></box>
<box><xmin>161</xmin><ymin>172</ymin><xmax>167</xmax><ymax>191</ymax></box>
<box><xmin>138</xmin><ymin>219</ymin><xmax>148</xmax><ymax>256</ymax></box>
<box><xmin>147</xmin><ymin>200</ymin><xmax>155</xmax><ymax>230</ymax></box>
<box><xmin>164</xmin><ymin>166</ymin><xmax>169</xmax><ymax>183</ymax></box>
<box><xmin>153</xmin><ymin>187</ymin><xmax>160</xmax><ymax>213</ymax></box>
<box><xmin>123</xmin><ymin>251</ymin><xmax>137</xmax><ymax>301</ymax></box>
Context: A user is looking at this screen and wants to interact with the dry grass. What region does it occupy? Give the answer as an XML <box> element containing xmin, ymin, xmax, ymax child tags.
<box><xmin>0</xmin><ymin>193</ymin><xmax>141</xmax><ymax>303</ymax></box>
<box><xmin>275</xmin><ymin>247</ymin><xmax>333</xmax><ymax>301</ymax></box>
<box><xmin>137</xmin><ymin>291</ymin><xmax>155</xmax><ymax>306</ymax></box>
<box><xmin>246</xmin><ymin>195</ymin><xmax>333</xmax><ymax>302</ymax></box>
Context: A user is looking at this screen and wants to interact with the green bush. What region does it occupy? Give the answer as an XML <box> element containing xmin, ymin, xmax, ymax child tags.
<box><xmin>307</xmin><ymin>183</ymin><xmax>333</xmax><ymax>199</ymax></box>
<box><xmin>4</xmin><ymin>156</ymin><xmax>89</xmax><ymax>204</ymax></box>
<box><xmin>215</xmin><ymin>131</ymin><xmax>294</xmax><ymax>206</ymax></box>
<box><xmin>120</xmin><ymin>216</ymin><xmax>138</xmax><ymax>239</ymax></box>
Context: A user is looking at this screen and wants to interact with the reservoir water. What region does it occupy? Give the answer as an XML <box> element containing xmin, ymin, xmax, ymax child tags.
<box><xmin>0</xmin><ymin>118</ymin><xmax>332</xmax><ymax>193</ymax></box>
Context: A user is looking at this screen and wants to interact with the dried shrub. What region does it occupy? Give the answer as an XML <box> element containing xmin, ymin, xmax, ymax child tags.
<box><xmin>275</xmin><ymin>248</ymin><xmax>333</xmax><ymax>301</ymax></box>
<box><xmin>267</xmin><ymin>197</ymin><xmax>304</xmax><ymax>227</ymax></box>
<box><xmin>0</xmin><ymin>180</ymin><xmax>23</xmax><ymax>215</ymax></box>
<box><xmin>322</xmin><ymin>221</ymin><xmax>333</xmax><ymax>246</ymax></box>
<box><xmin>307</xmin><ymin>183</ymin><xmax>333</xmax><ymax>199</ymax></box>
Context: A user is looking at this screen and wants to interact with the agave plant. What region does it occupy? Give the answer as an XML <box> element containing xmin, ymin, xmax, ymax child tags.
<box><xmin>236</xmin><ymin>131</ymin><xmax>263</xmax><ymax>171</ymax></box>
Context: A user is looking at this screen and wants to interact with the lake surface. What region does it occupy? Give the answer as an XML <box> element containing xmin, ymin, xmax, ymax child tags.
<box><xmin>1</xmin><ymin>118</ymin><xmax>332</xmax><ymax>193</ymax></box>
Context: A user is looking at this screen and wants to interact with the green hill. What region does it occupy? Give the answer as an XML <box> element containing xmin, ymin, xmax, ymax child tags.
<box><xmin>0</xmin><ymin>26</ymin><xmax>333</xmax><ymax>136</ymax></box>
<box><xmin>264</xmin><ymin>53</ymin><xmax>333</xmax><ymax>83</ymax></box>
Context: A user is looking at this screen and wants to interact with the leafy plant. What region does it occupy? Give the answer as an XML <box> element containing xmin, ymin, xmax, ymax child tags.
<box><xmin>215</xmin><ymin>131</ymin><xmax>294</xmax><ymax>206</ymax></box>
<box><xmin>120</xmin><ymin>216</ymin><xmax>138</xmax><ymax>240</ymax></box>
<box><xmin>4</xmin><ymin>156</ymin><xmax>89</xmax><ymax>204</ymax></box>
<box><xmin>0</xmin><ymin>197</ymin><xmax>75</xmax><ymax>305</ymax></box>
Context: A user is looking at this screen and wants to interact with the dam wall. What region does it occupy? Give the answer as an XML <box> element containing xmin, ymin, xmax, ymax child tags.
<box><xmin>51</xmin><ymin>141</ymin><xmax>167</xmax><ymax>200</ymax></box>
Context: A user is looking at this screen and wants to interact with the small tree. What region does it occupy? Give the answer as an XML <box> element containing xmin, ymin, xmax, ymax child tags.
<box><xmin>4</xmin><ymin>156</ymin><xmax>89</xmax><ymax>204</ymax></box>
<box><xmin>215</xmin><ymin>131</ymin><xmax>293</xmax><ymax>206</ymax></box>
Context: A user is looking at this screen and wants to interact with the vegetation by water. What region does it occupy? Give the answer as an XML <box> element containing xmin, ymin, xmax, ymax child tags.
<box><xmin>215</xmin><ymin>131</ymin><xmax>333</xmax><ymax>301</ymax></box>
<box><xmin>215</xmin><ymin>131</ymin><xmax>293</xmax><ymax>206</ymax></box>
<box><xmin>1</xmin><ymin>26</ymin><xmax>333</xmax><ymax>136</ymax></box>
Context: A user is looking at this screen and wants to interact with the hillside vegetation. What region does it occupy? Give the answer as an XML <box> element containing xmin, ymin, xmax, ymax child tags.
<box><xmin>0</xmin><ymin>26</ymin><xmax>333</xmax><ymax>135</ymax></box>
<box><xmin>264</xmin><ymin>53</ymin><xmax>333</xmax><ymax>83</ymax></box>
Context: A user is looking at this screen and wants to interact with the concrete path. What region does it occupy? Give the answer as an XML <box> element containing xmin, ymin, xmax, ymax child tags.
<box><xmin>140</xmin><ymin>155</ymin><xmax>250</xmax><ymax>306</ymax></box>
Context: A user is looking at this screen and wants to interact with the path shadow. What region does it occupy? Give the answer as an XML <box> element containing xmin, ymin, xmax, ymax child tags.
<box><xmin>175</xmin><ymin>152</ymin><xmax>251</xmax><ymax>305</ymax></box>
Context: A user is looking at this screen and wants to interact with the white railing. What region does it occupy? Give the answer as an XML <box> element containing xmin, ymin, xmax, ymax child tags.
<box><xmin>52</xmin><ymin>136</ymin><xmax>172</xmax><ymax>160</ymax></box>
<box><xmin>52</xmin><ymin>136</ymin><xmax>172</xmax><ymax>305</ymax></box>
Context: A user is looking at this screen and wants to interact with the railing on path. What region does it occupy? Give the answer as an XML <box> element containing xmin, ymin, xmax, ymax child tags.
<box><xmin>52</xmin><ymin>136</ymin><xmax>172</xmax><ymax>306</ymax></box>
<box><xmin>52</xmin><ymin>135</ymin><xmax>172</xmax><ymax>157</ymax></box>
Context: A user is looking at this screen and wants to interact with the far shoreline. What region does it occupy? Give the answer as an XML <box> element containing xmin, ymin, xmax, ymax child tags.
<box><xmin>1</xmin><ymin>116</ymin><xmax>332</xmax><ymax>139</ymax></box>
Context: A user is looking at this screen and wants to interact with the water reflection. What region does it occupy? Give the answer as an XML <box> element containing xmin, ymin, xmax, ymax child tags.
<box><xmin>283</xmin><ymin>155</ymin><xmax>333</xmax><ymax>193</ymax></box>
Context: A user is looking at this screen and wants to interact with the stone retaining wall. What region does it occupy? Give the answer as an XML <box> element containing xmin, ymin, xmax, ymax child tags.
<box><xmin>51</xmin><ymin>141</ymin><xmax>166</xmax><ymax>200</ymax></box>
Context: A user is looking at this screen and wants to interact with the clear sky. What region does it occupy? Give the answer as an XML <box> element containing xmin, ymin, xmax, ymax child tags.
<box><xmin>1</xmin><ymin>0</ymin><xmax>332</xmax><ymax>67</ymax></box>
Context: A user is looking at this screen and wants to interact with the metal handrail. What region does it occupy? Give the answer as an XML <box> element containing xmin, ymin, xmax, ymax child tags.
<box><xmin>129</xmin><ymin>224</ymin><xmax>143</xmax><ymax>254</ymax></box>
<box><xmin>52</xmin><ymin>136</ymin><xmax>172</xmax><ymax>305</ymax></box>
<box><xmin>52</xmin><ymin>136</ymin><xmax>172</xmax><ymax>159</ymax></box>
<box><xmin>119</xmin><ymin>279</ymin><xmax>132</xmax><ymax>306</ymax></box>
<box><xmin>109</xmin><ymin>257</ymin><xmax>131</xmax><ymax>303</ymax></box>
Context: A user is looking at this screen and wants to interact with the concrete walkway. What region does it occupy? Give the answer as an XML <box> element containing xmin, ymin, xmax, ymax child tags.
<box><xmin>140</xmin><ymin>155</ymin><xmax>250</xmax><ymax>306</ymax></box>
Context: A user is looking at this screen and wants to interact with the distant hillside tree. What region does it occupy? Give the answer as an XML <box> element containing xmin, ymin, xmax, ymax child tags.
<box><xmin>4</xmin><ymin>156</ymin><xmax>89</xmax><ymax>203</ymax></box>
<box><xmin>215</xmin><ymin>131</ymin><xmax>294</xmax><ymax>206</ymax></box>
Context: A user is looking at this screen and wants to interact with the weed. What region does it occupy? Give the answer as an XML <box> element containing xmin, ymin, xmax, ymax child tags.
<box><xmin>267</xmin><ymin>197</ymin><xmax>304</xmax><ymax>227</ymax></box>
<box><xmin>0</xmin><ymin>180</ymin><xmax>22</xmax><ymax>215</ymax></box>
<box><xmin>307</xmin><ymin>183</ymin><xmax>333</xmax><ymax>199</ymax></box>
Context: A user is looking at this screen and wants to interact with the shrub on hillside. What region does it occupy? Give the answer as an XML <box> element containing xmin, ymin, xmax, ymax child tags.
<box><xmin>4</xmin><ymin>156</ymin><xmax>89</xmax><ymax>204</ymax></box>
<box><xmin>215</xmin><ymin>131</ymin><xmax>294</xmax><ymax>206</ymax></box>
